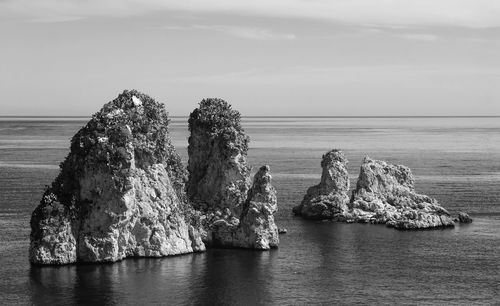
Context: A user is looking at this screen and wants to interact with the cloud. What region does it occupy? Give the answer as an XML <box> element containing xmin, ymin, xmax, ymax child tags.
<box><xmin>163</xmin><ymin>24</ymin><xmax>296</xmax><ymax>40</ymax></box>
<box><xmin>30</xmin><ymin>16</ymin><xmax>84</xmax><ymax>23</ymax></box>
<box><xmin>393</xmin><ymin>33</ymin><xmax>439</xmax><ymax>41</ymax></box>
<box><xmin>2</xmin><ymin>0</ymin><xmax>500</xmax><ymax>28</ymax></box>
<box><xmin>166</xmin><ymin>65</ymin><xmax>500</xmax><ymax>86</ymax></box>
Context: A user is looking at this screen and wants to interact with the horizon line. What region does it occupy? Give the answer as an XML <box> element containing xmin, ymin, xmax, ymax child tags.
<box><xmin>1</xmin><ymin>115</ymin><xmax>500</xmax><ymax>119</ymax></box>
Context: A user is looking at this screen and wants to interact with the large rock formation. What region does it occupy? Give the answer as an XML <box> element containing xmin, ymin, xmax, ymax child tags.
<box><xmin>292</xmin><ymin>150</ymin><xmax>350</xmax><ymax>219</ymax></box>
<box><xmin>294</xmin><ymin>150</ymin><xmax>456</xmax><ymax>230</ymax></box>
<box><xmin>187</xmin><ymin>99</ymin><xmax>279</xmax><ymax>249</ymax></box>
<box><xmin>346</xmin><ymin>157</ymin><xmax>455</xmax><ymax>229</ymax></box>
<box><xmin>30</xmin><ymin>90</ymin><xmax>204</xmax><ymax>265</ymax></box>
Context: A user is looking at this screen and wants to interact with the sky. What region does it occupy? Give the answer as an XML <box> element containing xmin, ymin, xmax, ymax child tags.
<box><xmin>1</xmin><ymin>0</ymin><xmax>500</xmax><ymax>116</ymax></box>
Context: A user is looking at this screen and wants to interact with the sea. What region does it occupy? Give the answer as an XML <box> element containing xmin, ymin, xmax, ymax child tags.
<box><xmin>0</xmin><ymin>117</ymin><xmax>499</xmax><ymax>305</ymax></box>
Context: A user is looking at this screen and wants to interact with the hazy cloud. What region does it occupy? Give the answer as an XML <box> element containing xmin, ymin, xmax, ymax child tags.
<box><xmin>2</xmin><ymin>0</ymin><xmax>500</xmax><ymax>28</ymax></box>
<box><xmin>393</xmin><ymin>33</ymin><xmax>439</xmax><ymax>41</ymax></box>
<box><xmin>165</xmin><ymin>65</ymin><xmax>500</xmax><ymax>86</ymax></box>
<box><xmin>162</xmin><ymin>24</ymin><xmax>296</xmax><ymax>40</ymax></box>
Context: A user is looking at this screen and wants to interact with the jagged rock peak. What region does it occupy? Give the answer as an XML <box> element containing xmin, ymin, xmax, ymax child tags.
<box><xmin>30</xmin><ymin>90</ymin><xmax>204</xmax><ymax>265</ymax></box>
<box><xmin>292</xmin><ymin>149</ymin><xmax>350</xmax><ymax>219</ymax></box>
<box><xmin>247</xmin><ymin>165</ymin><xmax>274</xmax><ymax>198</ymax></box>
<box><xmin>211</xmin><ymin>165</ymin><xmax>279</xmax><ymax>249</ymax></box>
<box><xmin>238</xmin><ymin>165</ymin><xmax>279</xmax><ymax>249</ymax></box>
<box><xmin>322</xmin><ymin>149</ymin><xmax>347</xmax><ymax>166</ymax></box>
<box><xmin>187</xmin><ymin>98</ymin><xmax>251</xmax><ymax>213</ymax></box>
<box><xmin>347</xmin><ymin>157</ymin><xmax>455</xmax><ymax>230</ymax></box>
<box><xmin>319</xmin><ymin>149</ymin><xmax>350</xmax><ymax>193</ymax></box>
<box><xmin>355</xmin><ymin>156</ymin><xmax>415</xmax><ymax>194</ymax></box>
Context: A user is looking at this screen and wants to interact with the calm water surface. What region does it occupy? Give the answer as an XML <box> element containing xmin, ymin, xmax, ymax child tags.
<box><xmin>0</xmin><ymin>117</ymin><xmax>499</xmax><ymax>305</ymax></box>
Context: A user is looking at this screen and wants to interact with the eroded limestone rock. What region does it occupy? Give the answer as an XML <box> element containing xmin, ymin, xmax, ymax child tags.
<box><xmin>292</xmin><ymin>149</ymin><xmax>350</xmax><ymax>220</ymax></box>
<box><xmin>30</xmin><ymin>90</ymin><xmax>205</xmax><ymax>265</ymax></box>
<box><xmin>346</xmin><ymin>157</ymin><xmax>455</xmax><ymax>229</ymax></box>
<box><xmin>211</xmin><ymin>166</ymin><xmax>279</xmax><ymax>249</ymax></box>
<box><xmin>187</xmin><ymin>99</ymin><xmax>279</xmax><ymax>249</ymax></box>
<box><xmin>294</xmin><ymin>151</ymin><xmax>456</xmax><ymax>230</ymax></box>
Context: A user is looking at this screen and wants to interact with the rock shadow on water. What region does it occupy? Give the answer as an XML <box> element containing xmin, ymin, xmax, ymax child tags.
<box><xmin>193</xmin><ymin>249</ymin><xmax>276</xmax><ymax>305</ymax></box>
<box><xmin>29</xmin><ymin>254</ymin><xmax>205</xmax><ymax>304</ymax></box>
<box><xmin>28</xmin><ymin>249</ymin><xmax>277</xmax><ymax>304</ymax></box>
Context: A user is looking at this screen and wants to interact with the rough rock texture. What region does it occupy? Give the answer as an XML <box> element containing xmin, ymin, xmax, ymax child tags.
<box><xmin>294</xmin><ymin>151</ymin><xmax>456</xmax><ymax>230</ymax></box>
<box><xmin>457</xmin><ymin>212</ymin><xmax>473</xmax><ymax>223</ymax></box>
<box><xmin>187</xmin><ymin>99</ymin><xmax>279</xmax><ymax>249</ymax></box>
<box><xmin>187</xmin><ymin>98</ymin><xmax>251</xmax><ymax>215</ymax></box>
<box><xmin>211</xmin><ymin>166</ymin><xmax>279</xmax><ymax>249</ymax></box>
<box><xmin>30</xmin><ymin>90</ymin><xmax>205</xmax><ymax>265</ymax></box>
<box><xmin>292</xmin><ymin>150</ymin><xmax>350</xmax><ymax>219</ymax></box>
<box><xmin>346</xmin><ymin>157</ymin><xmax>455</xmax><ymax>230</ymax></box>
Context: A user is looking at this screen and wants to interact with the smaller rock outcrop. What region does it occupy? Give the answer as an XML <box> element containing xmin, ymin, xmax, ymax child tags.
<box><xmin>292</xmin><ymin>149</ymin><xmax>349</xmax><ymax>220</ymax></box>
<box><xmin>294</xmin><ymin>151</ymin><xmax>457</xmax><ymax>230</ymax></box>
<box><xmin>346</xmin><ymin>157</ymin><xmax>455</xmax><ymax>229</ymax></box>
<box><xmin>238</xmin><ymin>165</ymin><xmax>279</xmax><ymax>248</ymax></box>
<box><xmin>456</xmin><ymin>212</ymin><xmax>473</xmax><ymax>223</ymax></box>
<box><xmin>278</xmin><ymin>228</ymin><xmax>288</xmax><ymax>234</ymax></box>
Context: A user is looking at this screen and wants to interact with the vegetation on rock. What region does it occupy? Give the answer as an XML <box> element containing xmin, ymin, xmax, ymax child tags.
<box><xmin>188</xmin><ymin>98</ymin><xmax>249</xmax><ymax>157</ymax></box>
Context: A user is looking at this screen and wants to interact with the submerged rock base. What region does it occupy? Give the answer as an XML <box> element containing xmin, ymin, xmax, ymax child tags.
<box><xmin>294</xmin><ymin>151</ymin><xmax>456</xmax><ymax>230</ymax></box>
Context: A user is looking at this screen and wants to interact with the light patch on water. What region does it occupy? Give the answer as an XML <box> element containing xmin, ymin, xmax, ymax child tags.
<box><xmin>269</xmin><ymin>173</ymin><xmax>320</xmax><ymax>179</ymax></box>
<box><xmin>0</xmin><ymin>162</ymin><xmax>58</xmax><ymax>169</ymax></box>
<box><xmin>0</xmin><ymin>127</ymin><xmax>26</xmax><ymax>131</ymax></box>
<box><xmin>416</xmin><ymin>174</ymin><xmax>500</xmax><ymax>183</ymax></box>
<box><xmin>263</xmin><ymin>173</ymin><xmax>500</xmax><ymax>182</ymax></box>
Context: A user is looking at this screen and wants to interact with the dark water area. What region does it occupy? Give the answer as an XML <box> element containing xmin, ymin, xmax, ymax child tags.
<box><xmin>1</xmin><ymin>117</ymin><xmax>499</xmax><ymax>305</ymax></box>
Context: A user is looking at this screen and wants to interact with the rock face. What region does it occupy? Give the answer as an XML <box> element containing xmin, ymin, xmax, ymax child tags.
<box><xmin>347</xmin><ymin>157</ymin><xmax>455</xmax><ymax>229</ymax></box>
<box><xmin>211</xmin><ymin>166</ymin><xmax>279</xmax><ymax>249</ymax></box>
<box><xmin>187</xmin><ymin>99</ymin><xmax>279</xmax><ymax>249</ymax></box>
<box><xmin>187</xmin><ymin>98</ymin><xmax>251</xmax><ymax>215</ymax></box>
<box><xmin>30</xmin><ymin>90</ymin><xmax>204</xmax><ymax>265</ymax></box>
<box><xmin>292</xmin><ymin>150</ymin><xmax>350</xmax><ymax>219</ymax></box>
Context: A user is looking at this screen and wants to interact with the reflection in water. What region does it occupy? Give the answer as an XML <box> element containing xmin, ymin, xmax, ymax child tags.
<box><xmin>22</xmin><ymin>217</ymin><xmax>500</xmax><ymax>305</ymax></box>
<box><xmin>28</xmin><ymin>250</ymin><xmax>276</xmax><ymax>305</ymax></box>
<box><xmin>30</xmin><ymin>265</ymin><xmax>77</xmax><ymax>305</ymax></box>
<box><xmin>195</xmin><ymin>249</ymin><xmax>275</xmax><ymax>305</ymax></box>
